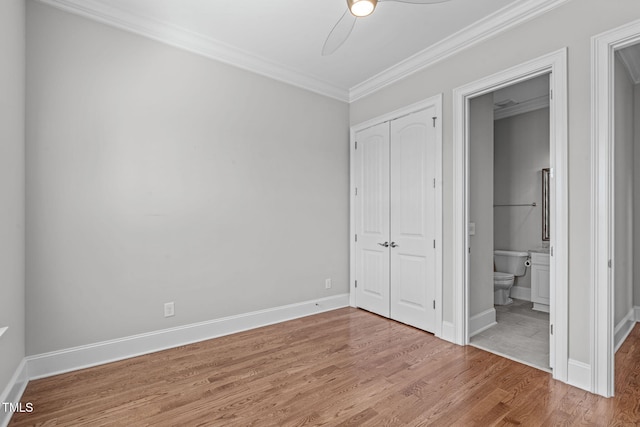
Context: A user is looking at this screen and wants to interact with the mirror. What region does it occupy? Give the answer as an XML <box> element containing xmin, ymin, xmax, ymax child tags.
<box><xmin>542</xmin><ymin>168</ymin><xmax>550</xmax><ymax>241</ymax></box>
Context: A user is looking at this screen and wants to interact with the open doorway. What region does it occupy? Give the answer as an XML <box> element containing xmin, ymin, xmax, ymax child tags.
<box><xmin>592</xmin><ymin>20</ymin><xmax>640</xmax><ymax>397</ymax></box>
<box><xmin>467</xmin><ymin>74</ymin><xmax>552</xmax><ymax>372</ymax></box>
<box><xmin>452</xmin><ymin>49</ymin><xmax>569</xmax><ymax>383</ymax></box>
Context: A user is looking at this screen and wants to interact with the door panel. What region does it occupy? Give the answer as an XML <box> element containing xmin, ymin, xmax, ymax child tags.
<box><xmin>355</xmin><ymin>122</ymin><xmax>390</xmax><ymax>317</ymax></box>
<box><xmin>390</xmin><ymin>108</ymin><xmax>436</xmax><ymax>332</ymax></box>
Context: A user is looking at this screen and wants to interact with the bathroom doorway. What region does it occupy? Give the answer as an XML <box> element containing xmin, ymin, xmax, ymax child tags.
<box><xmin>452</xmin><ymin>49</ymin><xmax>569</xmax><ymax>382</ymax></box>
<box><xmin>467</xmin><ymin>73</ymin><xmax>552</xmax><ymax>371</ymax></box>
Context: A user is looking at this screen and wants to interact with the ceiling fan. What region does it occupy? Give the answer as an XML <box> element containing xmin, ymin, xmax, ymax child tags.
<box><xmin>322</xmin><ymin>0</ymin><xmax>450</xmax><ymax>56</ymax></box>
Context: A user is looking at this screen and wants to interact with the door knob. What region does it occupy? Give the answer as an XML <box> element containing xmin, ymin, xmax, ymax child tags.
<box><xmin>390</xmin><ymin>242</ymin><xmax>398</xmax><ymax>248</ymax></box>
<box><xmin>378</xmin><ymin>242</ymin><xmax>389</xmax><ymax>247</ymax></box>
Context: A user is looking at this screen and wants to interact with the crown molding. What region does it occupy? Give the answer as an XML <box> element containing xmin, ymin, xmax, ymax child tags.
<box><xmin>493</xmin><ymin>94</ymin><xmax>549</xmax><ymax>120</ymax></box>
<box><xmin>617</xmin><ymin>48</ymin><xmax>640</xmax><ymax>84</ymax></box>
<box><xmin>37</xmin><ymin>0</ymin><xmax>350</xmax><ymax>102</ymax></box>
<box><xmin>348</xmin><ymin>0</ymin><xmax>570</xmax><ymax>102</ymax></box>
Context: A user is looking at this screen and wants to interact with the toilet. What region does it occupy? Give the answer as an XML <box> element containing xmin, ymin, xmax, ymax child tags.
<box><xmin>493</xmin><ymin>250</ymin><xmax>530</xmax><ymax>305</ymax></box>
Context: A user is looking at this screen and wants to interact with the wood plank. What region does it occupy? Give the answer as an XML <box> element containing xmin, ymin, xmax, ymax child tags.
<box><xmin>9</xmin><ymin>308</ymin><xmax>640</xmax><ymax>426</ymax></box>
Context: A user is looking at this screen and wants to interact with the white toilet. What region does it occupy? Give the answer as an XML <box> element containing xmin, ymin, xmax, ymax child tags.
<box><xmin>493</xmin><ymin>250</ymin><xmax>530</xmax><ymax>305</ymax></box>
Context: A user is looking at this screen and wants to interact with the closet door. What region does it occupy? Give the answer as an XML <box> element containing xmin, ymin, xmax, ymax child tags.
<box><xmin>354</xmin><ymin>122</ymin><xmax>390</xmax><ymax>317</ymax></box>
<box><xmin>389</xmin><ymin>108</ymin><xmax>437</xmax><ymax>332</ymax></box>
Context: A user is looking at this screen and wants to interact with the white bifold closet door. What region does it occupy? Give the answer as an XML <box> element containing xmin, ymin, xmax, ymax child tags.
<box><xmin>354</xmin><ymin>108</ymin><xmax>437</xmax><ymax>332</ymax></box>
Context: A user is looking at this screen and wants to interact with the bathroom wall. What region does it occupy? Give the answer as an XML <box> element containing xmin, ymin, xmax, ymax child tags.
<box><xmin>469</xmin><ymin>94</ymin><xmax>495</xmax><ymax>319</ymax></box>
<box><xmin>614</xmin><ymin>54</ymin><xmax>635</xmax><ymax>327</ymax></box>
<box><xmin>493</xmin><ymin>107</ymin><xmax>550</xmax><ymax>290</ymax></box>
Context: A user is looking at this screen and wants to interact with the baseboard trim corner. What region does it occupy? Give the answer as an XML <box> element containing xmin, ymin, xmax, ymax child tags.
<box><xmin>0</xmin><ymin>359</ymin><xmax>28</xmax><ymax>427</ymax></box>
<box><xmin>567</xmin><ymin>358</ymin><xmax>591</xmax><ymax>392</ymax></box>
<box><xmin>614</xmin><ymin>308</ymin><xmax>636</xmax><ymax>353</ymax></box>
<box><xmin>26</xmin><ymin>294</ymin><xmax>349</xmax><ymax>381</ymax></box>
<box><xmin>469</xmin><ymin>308</ymin><xmax>497</xmax><ymax>338</ymax></box>
<box><xmin>440</xmin><ymin>321</ymin><xmax>456</xmax><ymax>343</ymax></box>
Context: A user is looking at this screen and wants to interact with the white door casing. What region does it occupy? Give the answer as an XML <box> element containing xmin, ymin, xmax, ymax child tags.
<box><xmin>390</xmin><ymin>109</ymin><xmax>437</xmax><ymax>332</ymax></box>
<box><xmin>591</xmin><ymin>18</ymin><xmax>640</xmax><ymax>398</ymax></box>
<box><xmin>354</xmin><ymin>122</ymin><xmax>391</xmax><ymax>318</ymax></box>
<box><xmin>452</xmin><ymin>49</ymin><xmax>568</xmax><ymax>383</ymax></box>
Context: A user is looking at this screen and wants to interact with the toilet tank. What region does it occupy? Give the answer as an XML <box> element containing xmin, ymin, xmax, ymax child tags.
<box><xmin>494</xmin><ymin>250</ymin><xmax>529</xmax><ymax>276</ymax></box>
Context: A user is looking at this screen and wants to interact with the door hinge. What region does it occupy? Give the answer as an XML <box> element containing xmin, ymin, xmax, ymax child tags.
<box><xmin>355</xmin><ymin>280</ymin><xmax>358</xmax><ymax>288</ymax></box>
<box><xmin>355</xmin><ymin>141</ymin><xmax>358</xmax><ymax>150</ymax></box>
<box><xmin>355</xmin><ymin>187</ymin><xmax>358</xmax><ymax>196</ymax></box>
<box><xmin>550</xmin><ymin>246</ymin><xmax>554</xmax><ymax>256</ymax></box>
<box><xmin>433</xmin><ymin>240</ymin><xmax>436</xmax><ymax>249</ymax></box>
<box><xmin>433</xmin><ymin>300</ymin><xmax>436</xmax><ymax>309</ymax></box>
<box><xmin>550</xmin><ymin>89</ymin><xmax>553</xmax><ymax>100</ymax></box>
<box><xmin>432</xmin><ymin>117</ymin><xmax>437</xmax><ymax>127</ymax></box>
<box><xmin>550</xmin><ymin>324</ymin><xmax>554</xmax><ymax>335</ymax></box>
<box><xmin>608</xmin><ymin>259</ymin><xmax>612</xmax><ymax>268</ymax></box>
<box><xmin>433</xmin><ymin>178</ymin><xmax>436</xmax><ymax>188</ymax></box>
<box><xmin>355</xmin><ymin>234</ymin><xmax>358</xmax><ymax>242</ymax></box>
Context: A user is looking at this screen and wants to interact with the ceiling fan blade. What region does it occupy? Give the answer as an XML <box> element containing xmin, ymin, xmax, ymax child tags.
<box><xmin>322</xmin><ymin>9</ymin><xmax>357</xmax><ymax>56</ymax></box>
<box><xmin>379</xmin><ymin>0</ymin><xmax>450</xmax><ymax>4</ymax></box>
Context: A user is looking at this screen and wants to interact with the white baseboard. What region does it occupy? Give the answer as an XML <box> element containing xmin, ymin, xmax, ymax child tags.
<box><xmin>27</xmin><ymin>294</ymin><xmax>349</xmax><ymax>381</ymax></box>
<box><xmin>510</xmin><ymin>286</ymin><xmax>531</xmax><ymax>301</ymax></box>
<box><xmin>439</xmin><ymin>321</ymin><xmax>456</xmax><ymax>343</ymax></box>
<box><xmin>0</xmin><ymin>359</ymin><xmax>28</xmax><ymax>427</ymax></box>
<box><xmin>635</xmin><ymin>306</ymin><xmax>640</xmax><ymax>322</ymax></box>
<box><xmin>567</xmin><ymin>359</ymin><xmax>591</xmax><ymax>392</ymax></box>
<box><xmin>614</xmin><ymin>308</ymin><xmax>636</xmax><ymax>353</ymax></box>
<box><xmin>469</xmin><ymin>308</ymin><xmax>497</xmax><ymax>338</ymax></box>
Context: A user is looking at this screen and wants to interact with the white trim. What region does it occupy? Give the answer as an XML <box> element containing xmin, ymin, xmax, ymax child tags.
<box><xmin>614</xmin><ymin>308</ymin><xmax>636</xmax><ymax>353</ymax></box>
<box><xmin>635</xmin><ymin>306</ymin><xmax>640</xmax><ymax>322</ymax></box>
<box><xmin>453</xmin><ymin>49</ymin><xmax>569</xmax><ymax>383</ymax></box>
<box><xmin>349</xmin><ymin>0</ymin><xmax>569</xmax><ymax>102</ymax></box>
<box><xmin>567</xmin><ymin>359</ymin><xmax>592</xmax><ymax>392</ymax></box>
<box><xmin>36</xmin><ymin>0</ymin><xmax>570</xmax><ymax>104</ymax></box>
<box><xmin>26</xmin><ymin>294</ymin><xmax>348</xmax><ymax>380</ymax></box>
<box><xmin>493</xmin><ymin>95</ymin><xmax>549</xmax><ymax>120</ymax></box>
<box><xmin>590</xmin><ymin>18</ymin><xmax>640</xmax><ymax>398</ymax></box>
<box><xmin>441</xmin><ymin>321</ymin><xmax>456</xmax><ymax>343</ymax></box>
<box><xmin>469</xmin><ymin>308</ymin><xmax>496</xmax><ymax>338</ymax></box>
<box><xmin>0</xmin><ymin>359</ymin><xmax>28</xmax><ymax>427</ymax></box>
<box><xmin>37</xmin><ymin>0</ymin><xmax>349</xmax><ymax>102</ymax></box>
<box><xmin>510</xmin><ymin>286</ymin><xmax>532</xmax><ymax>302</ymax></box>
<box><xmin>349</xmin><ymin>94</ymin><xmax>444</xmax><ymax>338</ymax></box>
<box><xmin>0</xmin><ymin>327</ymin><xmax>7</xmax><ymax>339</ymax></box>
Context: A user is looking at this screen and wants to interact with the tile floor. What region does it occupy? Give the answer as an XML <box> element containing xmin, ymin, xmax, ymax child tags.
<box><xmin>470</xmin><ymin>298</ymin><xmax>551</xmax><ymax>372</ymax></box>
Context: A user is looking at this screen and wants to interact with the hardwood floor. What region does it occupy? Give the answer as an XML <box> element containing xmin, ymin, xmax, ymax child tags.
<box><xmin>9</xmin><ymin>308</ymin><xmax>640</xmax><ymax>426</ymax></box>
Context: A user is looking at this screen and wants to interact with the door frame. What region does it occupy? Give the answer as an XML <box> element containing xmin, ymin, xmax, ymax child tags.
<box><xmin>452</xmin><ymin>48</ymin><xmax>569</xmax><ymax>382</ymax></box>
<box><xmin>349</xmin><ymin>94</ymin><xmax>443</xmax><ymax>337</ymax></box>
<box><xmin>591</xmin><ymin>18</ymin><xmax>640</xmax><ymax>398</ymax></box>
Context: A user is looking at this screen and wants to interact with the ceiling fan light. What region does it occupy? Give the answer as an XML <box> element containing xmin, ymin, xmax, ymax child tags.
<box><xmin>347</xmin><ymin>0</ymin><xmax>377</xmax><ymax>17</ymax></box>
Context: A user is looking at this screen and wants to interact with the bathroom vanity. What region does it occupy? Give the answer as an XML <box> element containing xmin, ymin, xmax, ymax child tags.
<box><xmin>530</xmin><ymin>251</ymin><xmax>550</xmax><ymax>312</ymax></box>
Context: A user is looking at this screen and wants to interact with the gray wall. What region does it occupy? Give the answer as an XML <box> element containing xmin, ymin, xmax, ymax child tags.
<box><xmin>349</xmin><ymin>0</ymin><xmax>640</xmax><ymax>363</ymax></box>
<box><xmin>26</xmin><ymin>1</ymin><xmax>349</xmax><ymax>355</ymax></box>
<box><xmin>614</xmin><ymin>55</ymin><xmax>634</xmax><ymax>327</ymax></box>
<box><xmin>636</xmin><ymin>85</ymin><xmax>640</xmax><ymax>308</ymax></box>
<box><xmin>469</xmin><ymin>94</ymin><xmax>494</xmax><ymax>317</ymax></box>
<box><xmin>494</xmin><ymin>107</ymin><xmax>550</xmax><ymax>290</ymax></box>
<box><xmin>0</xmin><ymin>0</ymin><xmax>26</xmax><ymax>395</ymax></box>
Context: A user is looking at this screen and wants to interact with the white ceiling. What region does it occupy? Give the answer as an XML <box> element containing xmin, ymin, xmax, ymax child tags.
<box><xmin>40</xmin><ymin>0</ymin><xmax>568</xmax><ymax>101</ymax></box>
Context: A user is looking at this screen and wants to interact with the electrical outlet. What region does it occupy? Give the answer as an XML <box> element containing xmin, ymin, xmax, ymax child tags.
<box><xmin>325</xmin><ymin>278</ymin><xmax>332</xmax><ymax>289</ymax></box>
<box><xmin>164</xmin><ymin>302</ymin><xmax>175</xmax><ymax>317</ymax></box>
